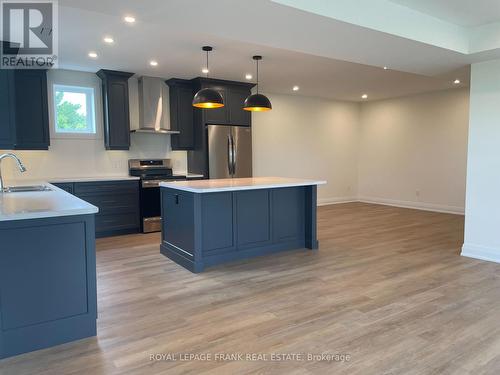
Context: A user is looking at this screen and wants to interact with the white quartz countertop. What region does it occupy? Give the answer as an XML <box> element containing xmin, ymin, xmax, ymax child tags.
<box><xmin>48</xmin><ymin>176</ymin><xmax>140</xmax><ymax>183</ymax></box>
<box><xmin>47</xmin><ymin>174</ymin><xmax>203</xmax><ymax>183</ymax></box>
<box><xmin>159</xmin><ymin>177</ymin><xmax>326</xmax><ymax>193</ymax></box>
<box><xmin>0</xmin><ymin>182</ymin><xmax>98</xmax><ymax>222</ymax></box>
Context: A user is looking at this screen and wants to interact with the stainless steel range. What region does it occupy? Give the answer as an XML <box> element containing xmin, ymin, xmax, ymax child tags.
<box><xmin>129</xmin><ymin>159</ymin><xmax>186</xmax><ymax>233</ymax></box>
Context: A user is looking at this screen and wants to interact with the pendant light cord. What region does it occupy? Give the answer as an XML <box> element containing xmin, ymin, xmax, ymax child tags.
<box><xmin>256</xmin><ymin>59</ymin><xmax>259</xmax><ymax>94</ymax></box>
<box><xmin>206</xmin><ymin>50</ymin><xmax>209</xmax><ymax>78</ymax></box>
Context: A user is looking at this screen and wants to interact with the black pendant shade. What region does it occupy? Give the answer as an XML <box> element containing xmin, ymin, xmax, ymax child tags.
<box><xmin>193</xmin><ymin>46</ymin><xmax>225</xmax><ymax>109</ymax></box>
<box><xmin>243</xmin><ymin>55</ymin><xmax>272</xmax><ymax>112</ymax></box>
<box><xmin>192</xmin><ymin>88</ymin><xmax>224</xmax><ymax>109</ymax></box>
<box><xmin>243</xmin><ymin>93</ymin><xmax>272</xmax><ymax>112</ymax></box>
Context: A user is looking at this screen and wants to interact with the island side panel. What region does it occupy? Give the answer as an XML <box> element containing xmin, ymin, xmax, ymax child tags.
<box><xmin>0</xmin><ymin>214</ymin><xmax>97</xmax><ymax>359</ymax></box>
<box><xmin>304</xmin><ymin>185</ymin><xmax>319</xmax><ymax>249</ymax></box>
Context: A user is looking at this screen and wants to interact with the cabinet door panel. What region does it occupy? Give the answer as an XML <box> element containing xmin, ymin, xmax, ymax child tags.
<box><xmin>228</xmin><ymin>88</ymin><xmax>251</xmax><ymax>126</ymax></box>
<box><xmin>74</xmin><ymin>181</ymin><xmax>138</xmax><ymax>195</ymax></box>
<box><xmin>13</xmin><ymin>70</ymin><xmax>49</xmax><ymax>150</ymax></box>
<box><xmin>107</xmin><ymin>81</ymin><xmax>130</xmax><ymax>148</ymax></box>
<box><xmin>97</xmin><ymin>70</ymin><xmax>133</xmax><ymax>150</ymax></box>
<box><xmin>0</xmin><ymin>222</ymin><xmax>88</xmax><ymax>330</ymax></box>
<box><xmin>201</xmin><ymin>192</ymin><xmax>234</xmax><ymax>252</ymax></box>
<box><xmin>272</xmin><ymin>187</ymin><xmax>305</xmax><ymax>241</ymax></box>
<box><xmin>204</xmin><ymin>87</ymin><xmax>228</xmax><ymax>124</ymax></box>
<box><xmin>0</xmin><ymin>70</ymin><xmax>15</xmax><ymax>149</ymax></box>
<box><xmin>172</xmin><ymin>86</ymin><xmax>194</xmax><ymax>149</ymax></box>
<box><xmin>236</xmin><ymin>189</ymin><xmax>271</xmax><ymax>247</ymax></box>
<box><xmin>162</xmin><ymin>190</ymin><xmax>195</xmax><ymax>255</ymax></box>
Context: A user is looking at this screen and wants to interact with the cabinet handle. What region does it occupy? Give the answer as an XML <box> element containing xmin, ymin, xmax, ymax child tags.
<box><xmin>175</xmin><ymin>194</ymin><xmax>179</xmax><ymax>204</ymax></box>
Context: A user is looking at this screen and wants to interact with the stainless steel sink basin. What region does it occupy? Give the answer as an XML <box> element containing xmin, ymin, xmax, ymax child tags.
<box><xmin>2</xmin><ymin>185</ymin><xmax>52</xmax><ymax>193</ymax></box>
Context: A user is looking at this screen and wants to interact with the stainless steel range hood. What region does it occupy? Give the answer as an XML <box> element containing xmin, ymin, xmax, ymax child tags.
<box><xmin>131</xmin><ymin>76</ymin><xmax>180</xmax><ymax>134</ymax></box>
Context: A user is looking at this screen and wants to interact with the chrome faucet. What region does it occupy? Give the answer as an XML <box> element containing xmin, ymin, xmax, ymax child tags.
<box><xmin>0</xmin><ymin>153</ymin><xmax>27</xmax><ymax>192</ymax></box>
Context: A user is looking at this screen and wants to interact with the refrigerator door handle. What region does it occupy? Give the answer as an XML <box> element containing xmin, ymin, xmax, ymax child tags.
<box><xmin>227</xmin><ymin>135</ymin><xmax>234</xmax><ymax>176</ymax></box>
<box><xmin>231</xmin><ymin>133</ymin><xmax>236</xmax><ymax>176</ymax></box>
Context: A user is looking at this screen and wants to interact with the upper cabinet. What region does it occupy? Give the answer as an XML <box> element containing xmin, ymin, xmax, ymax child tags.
<box><xmin>96</xmin><ymin>69</ymin><xmax>134</xmax><ymax>150</ymax></box>
<box><xmin>166</xmin><ymin>79</ymin><xmax>195</xmax><ymax>150</ymax></box>
<box><xmin>192</xmin><ymin>78</ymin><xmax>254</xmax><ymax>127</ymax></box>
<box><xmin>227</xmin><ymin>87</ymin><xmax>252</xmax><ymax>127</ymax></box>
<box><xmin>203</xmin><ymin>85</ymin><xmax>229</xmax><ymax>125</ymax></box>
<box><xmin>0</xmin><ymin>69</ymin><xmax>50</xmax><ymax>150</ymax></box>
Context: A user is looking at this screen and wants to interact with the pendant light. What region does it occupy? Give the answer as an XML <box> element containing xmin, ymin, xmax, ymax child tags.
<box><xmin>243</xmin><ymin>55</ymin><xmax>272</xmax><ymax>112</ymax></box>
<box><xmin>192</xmin><ymin>46</ymin><xmax>224</xmax><ymax>109</ymax></box>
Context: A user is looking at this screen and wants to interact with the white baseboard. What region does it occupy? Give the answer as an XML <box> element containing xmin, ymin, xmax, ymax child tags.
<box><xmin>317</xmin><ymin>196</ymin><xmax>358</xmax><ymax>206</ymax></box>
<box><xmin>357</xmin><ymin>196</ymin><xmax>465</xmax><ymax>215</ymax></box>
<box><xmin>461</xmin><ymin>243</ymin><xmax>500</xmax><ymax>264</ymax></box>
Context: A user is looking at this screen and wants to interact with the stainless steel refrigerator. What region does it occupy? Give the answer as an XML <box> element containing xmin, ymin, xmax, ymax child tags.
<box><xmin>207</xmin><ymin>125</ymin><xmax>252</xmax><ymax>179</ymax></box>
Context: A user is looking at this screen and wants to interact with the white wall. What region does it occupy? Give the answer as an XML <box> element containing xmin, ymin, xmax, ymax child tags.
<box><xmin>252</xmin><ymin>93</ymin><xmax>360</xmax><ymax>204</ymax></box>
<box><xmin>252</xmin><ymin>89</ymin><xmax>469</xmax><ymax>211</ymax></box>
<box><xmin>358</xmin><ymin>88</ymin><xmax>469</xmax><ymax>214</ymax></box>
<box><xmin>462</xmin><ymin>60</ymin><xmax>500</xmax><ymax>263</ymax></box>
<box><xmin>0</xmin><ymin>69</ymin><xmax>187</xmax><ymax>181</ymax></box>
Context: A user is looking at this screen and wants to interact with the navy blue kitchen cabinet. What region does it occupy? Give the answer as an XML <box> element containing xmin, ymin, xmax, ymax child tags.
<box><xmin>96</xmin><ymin>70</ymin><xmax>134</xmax><ymax>150</ymax></box>
<box><xmin>191</xmin><ymin>78</ymin><xmax>254</xmax><ymax>127</ymax></box>
<box><xmin>160</xmin><ymin>186</ymin><xmax>318</xmax><ymax>273</ymax></box>
<box><xmin>165</xmin><ymin>79</ymin><xmax>195</xmax><ymax>150</ymax></box>
<box><xmin>0</xmin><ymin>214</ymin><xmax>97</xmax><ymax>359</ymax></box>
<box><xmin>52</xmin><ymin>180</ymin><xmax>140</xmax><ymax>238</ymax></box>
<box><xmin>0</xmin><ymin>69</ymin><xmax>50</xmax><ymax>150</ymax></box>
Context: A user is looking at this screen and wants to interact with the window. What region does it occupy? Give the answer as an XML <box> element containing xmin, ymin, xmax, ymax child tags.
<box><xmin>53</xmin><ymin>84</ymin><xmax>96</xmax><ymax>135</ymax></box>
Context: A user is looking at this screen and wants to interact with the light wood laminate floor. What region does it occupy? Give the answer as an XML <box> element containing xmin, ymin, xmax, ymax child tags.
<box><xmin>1</xmin><ymin>203</ymin><xmax>500</xmax><ymax>375</ymax></box>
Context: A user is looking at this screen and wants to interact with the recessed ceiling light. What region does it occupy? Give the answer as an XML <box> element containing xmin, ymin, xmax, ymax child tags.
<box><xmin>361</xmin><ymin>94</ymin><xmax>368</xmax><ymax>99</ymax></box>
<box><xmin>454</xmin><ymin>79</ymin><xmax>461</xmax><ymax>84</ymax></box>
<box><xmin>201</xmin><ymin>68</ymin><xmax>209</xmax><ymax>74</ymax></box>
<box><xmin>124</xmin><ymin>16</ymin><xmax>136</xmax><ymax>23</ymax></box>
<box><xmin>88</xmin><ymin>51</ymin><xmax>98</xmax><ymax>59</ymax></box>
<box><xmin>150</xmin><ymin>60</ymin><xmax>158</xmax><ymax>67</ymax></box>
<box><xmin>245</xmin><ymin>73</ymin><xmax>253</xmax><ymax>80</ymax></box>
<box><xmin>383</xmin><ymin>66</ymin><xmax>388</xmax><ymax>70</ymax></box>
<box><xmin>103</xmin><ymin>36</ymin><xmax>114</xmax><ymax>44</ymax></box>
<box><xmin>292</xmin><ymin>86</ymin><xmax>300</xmax><ymax>91</ymax></box>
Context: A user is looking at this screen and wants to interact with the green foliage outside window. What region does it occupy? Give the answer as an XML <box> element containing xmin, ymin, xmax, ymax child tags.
<box><xmin>55</xmin><ymin>91</ymin><xmax>87</xmax><ymax>131</ymax></box>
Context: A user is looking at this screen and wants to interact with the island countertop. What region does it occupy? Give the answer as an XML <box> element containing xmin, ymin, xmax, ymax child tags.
<box><xmin>0</xmin><ymin>182</ymin><xmax>98</xmax><ymax>222</ymax></box>
<box><xmin>159</xmin><ymin>176</ymin><xmax>326</xmax><ymax>193</ymax></box>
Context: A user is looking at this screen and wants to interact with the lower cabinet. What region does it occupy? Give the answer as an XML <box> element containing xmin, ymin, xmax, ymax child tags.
<box><xmin>162</xmin><ymin>189</ymin><xmax>195</xmax><ymax>255</ymax></box>
<box><xmin>0</xmin><ymin>214</ymin><xmax>97</xmax><ymax>359</ymax></box>
<box><xmin>52</xmin><ymin>180</ymin><xmax>140</xmax><ymax>238</ymax></box>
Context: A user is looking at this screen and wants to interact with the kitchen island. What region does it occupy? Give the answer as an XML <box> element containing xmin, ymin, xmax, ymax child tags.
<box><xmin>0</xmin><ymin>183</ymin><xmax>98</xmax><ymax>359</ymax></box>
<box><xmin>159</xmin><ymin>177</ymin><xmax>326</xmax><ymax>273</ymax></box>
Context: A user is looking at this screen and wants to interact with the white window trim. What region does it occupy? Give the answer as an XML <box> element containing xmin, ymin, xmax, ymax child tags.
<box><xmin>48</xmin><ymin>71</ymin><xmax>103</xmax><ymax>140</ymax></box>
<box><xmin>53</xmin><ymin>84</ymin><xmax>96</xmax><ymax>138</ymax></box>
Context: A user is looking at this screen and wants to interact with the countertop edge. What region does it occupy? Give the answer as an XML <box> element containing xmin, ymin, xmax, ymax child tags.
<box><xmin>0</xmin><ymin>183</ymin><xmax>99</xmax><ymax>222</ymax></box>
<box><xmin>159</xmin><ymin>180</ymin><xmax>327</xmax><ymax>193</ymax></box>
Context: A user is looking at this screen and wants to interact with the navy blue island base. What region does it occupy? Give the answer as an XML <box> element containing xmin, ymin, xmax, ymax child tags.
<box><xmin>0</xmin><ymin>214</ymin><xmax>97</xmax><ymax>359</ymax></box>
<box><xmin>160</xmin><ymin>179</ymin><xmax>323</xmax><ymax>273</ymax></box>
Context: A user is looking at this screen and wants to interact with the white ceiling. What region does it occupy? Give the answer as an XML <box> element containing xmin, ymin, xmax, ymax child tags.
<box><xmin>389</xmin><ymin>0</ymin><xmax>500</xmax><ymax>27</ymax></box>
<box><xmin>57</xmin><ymin>0</ymin><xmax>472</xmax><ymax>102</ymax></box>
